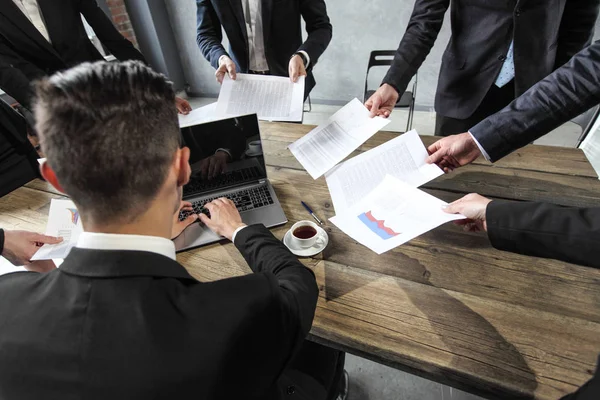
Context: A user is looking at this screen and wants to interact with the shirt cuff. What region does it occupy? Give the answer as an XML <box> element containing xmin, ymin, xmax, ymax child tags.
<box><xmin>231</xmin><ymin>225</ymin><xmax>248</xmax><ymax>243</ymax></box>
<box><xmin>469</xmin><ymin>132</ymin><xmax>491</xmax><ymax>161</ymax></box>
<box><xmin>218</xmin><ymin>55</ymin><xmax>230</xmax><ymax>66</ymax></box>
<box><xmin>298</xmin><ymin>50</ymin><xmax>310</xmax><ymax>68</ymax></box>
<box><xmin>216</xmin><ymin>148</ymin><xmax>231</xmax><ymax>158</ymax></box>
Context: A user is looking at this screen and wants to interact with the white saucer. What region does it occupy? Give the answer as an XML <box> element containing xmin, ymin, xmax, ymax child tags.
<box><xmin>245</xmin><ymin>149</ymin><xmax>263</xmax><ymax>157</ymax></box>
<box><xmin>283</xmin><ymin>226</ymin><xmax>329</xmax><ymax>257</ymax></box>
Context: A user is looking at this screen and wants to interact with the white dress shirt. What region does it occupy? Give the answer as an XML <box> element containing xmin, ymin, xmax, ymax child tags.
<box><xmin>241</xmin><ymin>0</ymin><xmax>269</xmax><ymax>72</ymax></box>
<box><xmin>12</xmin><ymin>0</ymin><xmax>51</xmax><ymax>43</ymax></box>
<box><xmin>231</xmin><ymin>0</ymin><xmax>309</xmax><ymax>72</ymax></box>
<box><xmin>76</xmin><ymin>232</ymin><xmax>177</xmax><ymax>260</ymax></box>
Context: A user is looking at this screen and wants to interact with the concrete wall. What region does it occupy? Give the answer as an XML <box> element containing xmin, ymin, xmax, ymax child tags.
<box><xmin>165</xmin><ymin>0</ymin><xmax>600</xmax><ymax>108</ymax></box>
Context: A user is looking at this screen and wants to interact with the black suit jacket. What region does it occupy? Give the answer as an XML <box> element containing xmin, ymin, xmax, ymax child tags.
<box><xmin>487</xmin><ymin>201</ymin><xmax>600</xmax><ymax>398</ymax></box>
<box><xmin>382</xmin><ymin>0</ymin><xmax>599</xmax><ymax>119</ymax></box>
<box><xmin>196</xmin><ymin>0</ymin><xmax>332</xmax><ymax>98</ymax></box>
<box><xmin>0</xmin><ymin>225</ymin><xmax>319</xmax><ymax>399</ymax></box>
<box><xmin>0</xmin><ymin>99</ymin><xmax>38</xmax><ymax>197</ymax></box>
<box><xmin>487</xmin><ymin>200</ymin><xmax>600</xmax><ymax>269</ymax></box>
<box><xmin>0</xmin><ymin>0</ymin><xmax>145</xmax><ymax>109</ymax></box>
<box><xmin>471</xmin><ymin>40</ymin><xmax>600</xmax><ymax>162</ymax></box>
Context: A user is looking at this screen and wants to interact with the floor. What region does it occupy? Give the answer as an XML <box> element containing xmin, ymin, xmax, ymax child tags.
<box><xmin>1</xmin><ymin>97</ymin><xmax>586</xmax><ymax>400</ymax></box>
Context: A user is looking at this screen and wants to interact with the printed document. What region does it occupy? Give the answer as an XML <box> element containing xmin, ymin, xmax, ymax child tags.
<box><xmin>325</xmin><ymin>130</ymin><xmax>443</xmax><ymax>212</ymax></box>
<box><xmin>178</xmin><ymin>102</ymin><xmax>218</xmax><ymax>128</ymax></box>
<box><xmin>288</xmin><ymin>98</ymin><xmax>390</xmax><ymax>179</ymax></box>
<box><xmin>215</xmin><ymin>74</ymin><xmax>305</xmax><ymax>122</ymax></box>
<box><xmin>330</xmin><ymin>175</ymin><xmax>466</xmax><ymax>254</ymax></box>
<box><xmin>31</xmin><ymin>199</ymin><xmax>83</xmax><ymax>260</ymax></box>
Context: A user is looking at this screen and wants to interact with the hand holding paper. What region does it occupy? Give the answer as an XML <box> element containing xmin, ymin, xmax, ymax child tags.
<box><xmin>330</xmin><ymin>175</ymin><xmax>466</xmax><ymax>254</ymax></box>
<box><xmin>288</xmin><ymin>98</ymin><xmax>391</xmax><ymax>179</ymax></box>
<box><xmin>31</xmin><ymin>199</ymin><xmax>83</xmax><ymax>261</ymax></box>
<box><xmin>216</xmin><ymin>73</ymin><xmax>305</xmax><ymax>122</ymax></box>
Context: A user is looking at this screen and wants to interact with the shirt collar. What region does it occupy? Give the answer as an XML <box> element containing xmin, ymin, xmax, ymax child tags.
<box><xmin>76</xmin><ymin>232</ymin><xmax>176</xmax><ymax>261</ymax></box>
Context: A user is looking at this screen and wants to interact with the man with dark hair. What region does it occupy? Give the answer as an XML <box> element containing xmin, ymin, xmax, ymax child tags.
<box><xmin>0</xmin><ymin>60</ymin><xmax>344</xmax><ymax>400</ymax></box>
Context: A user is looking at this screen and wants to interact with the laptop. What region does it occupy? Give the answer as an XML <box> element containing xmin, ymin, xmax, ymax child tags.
<box><xmin>174</xmin><ymin>113</ymin><xmax>287</xmax><ymax>251</ymax></box>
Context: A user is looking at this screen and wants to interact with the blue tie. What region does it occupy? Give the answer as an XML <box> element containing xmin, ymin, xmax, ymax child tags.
<box><xmin>495</xmin><ymin>40</ymin><xmax>515</xmax><ymax>87</ymax></box>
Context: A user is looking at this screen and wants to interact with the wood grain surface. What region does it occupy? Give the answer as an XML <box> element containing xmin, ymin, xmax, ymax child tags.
<box><xmin>3</xmin><ymin>122</ymin><xmax>599</xmax><ymax>400</ymax></box>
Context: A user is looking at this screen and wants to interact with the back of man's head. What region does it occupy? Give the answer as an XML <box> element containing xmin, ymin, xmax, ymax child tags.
<box><xmin>35</xmin><ymin>61</ymin><xmax>180</xmax><ymax>224</ymax></box>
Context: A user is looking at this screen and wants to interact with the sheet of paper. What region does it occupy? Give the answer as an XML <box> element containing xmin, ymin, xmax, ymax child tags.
<box><xmin>31</xmin><ymin>199</ymin><xmax>83</xmax><ymax>260</ymax></box>
<box><xmin>288</xmin><ymin>98</ymin><xmax>390</xmax><ymax>179</ymax></box>
<box><xmin>178</xmin><ymin>102</ymin><xmax>218</xmax><ymax>128</ymax></box>
<box><xmin>330</xmin><ymin>175</ymin><xmax>465</xmax><ymax>254</ymax></box>
<box><xmin>325</xmin><ymin>130</ymin><xmax>443</xmax><ymax>212</ymax></box>
<box><xmin>215</xmin><ymin>73</ymin><xmax>305</xmax><ymax>122</ymax></box>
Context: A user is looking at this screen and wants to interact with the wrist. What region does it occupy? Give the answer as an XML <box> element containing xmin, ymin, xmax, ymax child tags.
<box><xmin>227</xmin><ymin>223</ymin><xmax>247</xmax><ymax>241</ymax></box>
<box><xmin>292</xmin><ymin>52</ymin><xmax>308</xmax><ymax>68</ymax></box>
<box><xmin>218</xmin><ymin>55</ymin><xmax>231</xmax><ymax>67</ymax></box>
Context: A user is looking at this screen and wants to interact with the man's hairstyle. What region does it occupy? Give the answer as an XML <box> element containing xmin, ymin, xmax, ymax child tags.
<box><xmin>35</xmin><ymin>61</ymin><xmax>180</xmax><ymax>223</ymax></box>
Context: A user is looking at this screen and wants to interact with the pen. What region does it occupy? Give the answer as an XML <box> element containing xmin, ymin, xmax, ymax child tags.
<box><xmin>301</xmin><ymin>201</ymin><xmax>323</xmax><ymax>225</ymax></box>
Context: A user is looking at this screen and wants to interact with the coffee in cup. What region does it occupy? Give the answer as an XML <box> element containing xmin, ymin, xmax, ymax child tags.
<box><xmin>290</xmin><ymin>220</ymin><xmax>319</xmax><ymax>248</ymax></box>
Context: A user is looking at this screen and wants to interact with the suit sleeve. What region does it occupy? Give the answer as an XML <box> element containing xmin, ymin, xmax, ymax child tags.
<box><xmin>486</xmin><ymin>200</ymin><xmax>600</xmax><ymax>269</ymax></box>
<box><xmin>0</xmin><ymin>37</ymin><xmax>45</xmax><ymax>110</ymax></box>
<box><xmin>382</xmin><ymin>0</ymin><xmax>449</xmax><ymax>94</ymax></box>
<box><xmin>470</xmin><ymin>40</ymin><xmax>600</xmax><ymax>162</ymax></box>
<box><xmin>234</xmin><ymin>224</ymin><xmax>319</xmax><ymax>338</ymax></box>
<box><xmin>554</xmin><ymin>0</ymin><xmax>600</xmax><ymax>69</ymax></box>
<box><xmin>196</xmin><ymin>0</ymin><xmax>229</xmax><ymax>70</ymax></box>
<box><xmin>297</xmin><ymin>0</ymin><xmax>332</xmax><ymax>69</ymax></box>
<box><xmin>78</xmin><ymin>0</ymin><xmax>146</xmax><ymax>63</ymax></box>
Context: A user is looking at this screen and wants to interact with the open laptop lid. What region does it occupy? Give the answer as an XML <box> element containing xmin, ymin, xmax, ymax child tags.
<box><xmin>180</xmin><ymin>113</ymin><xmax>267</xmax><ymax>199</ymax></box>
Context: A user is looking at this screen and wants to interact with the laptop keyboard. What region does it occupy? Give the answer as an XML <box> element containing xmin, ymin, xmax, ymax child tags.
<box><xmin>183</xmin><ymin>166</ymin><xmax>262</xmax><ymax>197</ymax></box>
<box><xmin>179</xmin><ymin>184</ymin><xmax>274</xmax><ymax>221</ymax></box>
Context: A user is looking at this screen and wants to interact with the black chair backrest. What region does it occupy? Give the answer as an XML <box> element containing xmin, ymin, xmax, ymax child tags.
<box><xmin>366</xmin><ymin>51</ymin><xmax>397</xmax><ymax>72</ymax></box>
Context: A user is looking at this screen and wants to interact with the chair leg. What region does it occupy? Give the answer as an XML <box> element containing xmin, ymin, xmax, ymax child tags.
<box><xmin>304</xmin><ymin>95</ymin><xmax>312</xmax><ymax>113</ymax></box>
<box><xmin>406</xmin><ymin>103</ymin><xmax>414</xmax><ymax>132</ymax></box>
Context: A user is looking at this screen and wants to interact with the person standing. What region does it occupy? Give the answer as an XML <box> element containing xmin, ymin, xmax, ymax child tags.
<box><xmin>196</xmin><ymin>0</ymin><xmax>332</xmax><ymax>99</ymax></box>
<box><xmin>366</xmin><ymin>0</ymin><xmax>599</xmax><ymax>136</ymax></box>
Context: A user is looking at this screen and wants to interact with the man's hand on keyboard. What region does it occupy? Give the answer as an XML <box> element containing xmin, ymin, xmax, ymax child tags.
<box><xmin>199</xmin><ymin>151</ymin><xmax>229</xmax><ymax>180</ymax></box>
<box><xmin>171</xmin><ymin>201</ymin><xmax>199</xmax><ymax>239</ymax></box>
<box><xmin>199</xmin><ymin>198</ymin><xmax>246</xmax><ymax>241</ymax></box>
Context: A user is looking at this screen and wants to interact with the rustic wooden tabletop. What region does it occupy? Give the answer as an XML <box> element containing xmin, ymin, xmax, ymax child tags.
<box><xmin>2</xmin><ymin>122</ymin><xmax>599</xmax><ymax>400</ymax></box>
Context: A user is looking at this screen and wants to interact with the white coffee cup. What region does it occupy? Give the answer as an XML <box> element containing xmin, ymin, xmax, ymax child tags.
<box><xmin>290</xmin><ymin>220</ymin><xmax>319</xmax><ymax>249</ymax></box>
<box><xmin>248</xmin><ymin>140</ymin><xmax>262</xmax><ymax>153</ymax></box>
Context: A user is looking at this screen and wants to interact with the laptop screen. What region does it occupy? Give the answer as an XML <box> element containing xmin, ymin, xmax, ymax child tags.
<box><xmin>180</xmin><ymin>114</ymin><xmax>267</xmax><ymax>198</ymax></box>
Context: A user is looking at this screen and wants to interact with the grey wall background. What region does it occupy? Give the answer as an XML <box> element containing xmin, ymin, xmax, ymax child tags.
<box><xmin>164</xmin><ymin>0</ymin><xmax>600</xmax><ymax>108</ymax></box>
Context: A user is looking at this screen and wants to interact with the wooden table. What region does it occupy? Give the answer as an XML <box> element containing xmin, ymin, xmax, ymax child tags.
<box><xmin>2</xmin><ymin>122</ymin><xmax>600</xmax><ymax>400</ymax></box>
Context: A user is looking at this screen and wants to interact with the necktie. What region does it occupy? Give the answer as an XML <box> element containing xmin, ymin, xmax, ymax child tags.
<box><xmin>19</xmin><ymin>0</ymin><xmax>51</xmax><ymax>43</ymax></box>
<box><xmin>495</xmin><ymin>40</ymin><xmax>514</xmax><ymax>87</ymax></box>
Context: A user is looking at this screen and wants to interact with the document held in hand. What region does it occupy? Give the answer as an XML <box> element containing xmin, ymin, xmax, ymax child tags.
<box><xmin>325</xmin><ymin>130</ymin><xmax>444</xmax><ymax>212</ymax></box>
<box><xmin>31</xmin><ymin>199</ymin><xmax>83</xmax><ymax>261</ymax></box>
<box><xmin>215</xmin><ymin>73</ymin><xmax>305</xmax><ymax>122</ymax></box>
<box><xmin>178</xmin><ymin>102</ymin><xmax>218</xmax><ymax>128</ymax></box>
<box><xmin>288</xmin><ymin>98</ymin><xmax>391</xmax><ymax>179</ymax></box>
<box><xmin>330</xmin><ymin>175</ymin><xmax>466</xmax><ymax>254</ymax></box>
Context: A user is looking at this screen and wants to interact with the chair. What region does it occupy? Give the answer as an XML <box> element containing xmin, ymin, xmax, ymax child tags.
<box><xmin>363</xmin><ymin>50</ymin><xmax>417</xmax><ymax>132</ymax></box>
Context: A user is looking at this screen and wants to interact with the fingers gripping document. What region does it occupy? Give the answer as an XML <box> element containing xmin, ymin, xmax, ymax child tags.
<box><xmin>330</xmin><ymin>176</ymin><xmax>466</xmax><ymax>254</ymax></box>
<box><xmin>288</xmin><ymin>98</ymin><xmax>391</xmax><ymax>179</ymax></box>
<box><xmin>31</xmin><ymin>199</ymin><xmax>82</xmax><ymax>260</ymax></box>
<box><xmin>215</xmin><ymin>73</ymin><xmax>305</xmax><ymax>122</ymax></box>
<box><xmin>178</xmin><ymin>102</ymin><xmax>218</xmax><ymax>128</ymax></box>
<box><xmin>325</xmin><ymin>130</ymin><xmax>444</xmax><ymax>212</ymax></box>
